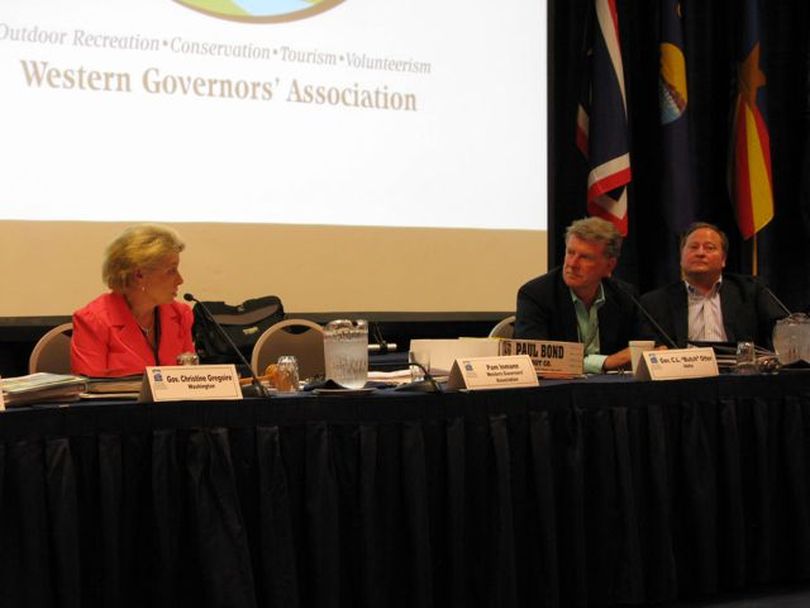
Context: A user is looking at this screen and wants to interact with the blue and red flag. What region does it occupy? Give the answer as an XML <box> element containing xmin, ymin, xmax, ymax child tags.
<box><xmin>659</xmin><ymin>0</ymin><xmax>695</xmax><ymax>233</ymax></box>
<box><xmin>576</xmin><ymin>0</ymin><xmax>632</xmax><ymax>236</ymax></box>
<box><xmin>729</xmin><ymin>0</ymin><xmax>773</xmax><ymax>240</ymax></box>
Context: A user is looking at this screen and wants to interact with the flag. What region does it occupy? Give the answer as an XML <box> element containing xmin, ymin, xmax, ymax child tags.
<box><xmin>659</xmin><ymin>0</ymin><xmax>695</xmax><ymax>232</ymax></box>
<box><xmin>576</xmin><ymin>0</ymin><xmax>632</xmax><ymax>236</ymax></box>
<box><xmin>729</xmin><ymin>0</ymin><xmax>773</xmax><ymax>240</ymax></box>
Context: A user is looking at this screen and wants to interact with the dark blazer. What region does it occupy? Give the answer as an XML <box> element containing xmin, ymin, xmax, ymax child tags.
<box><xmin>514</xmin><ymin>267</ymin><xmax>639</xmax><ymax>356</ymax></box>
<box><xmin>71</xmin><ymin>292</ymin><xmax>195</xmax><ymax>377</ymax></box>
<box><xmin>638</xmin><ymin>273</ymin><xmax>786</xmax><ymax>349</ymax></box>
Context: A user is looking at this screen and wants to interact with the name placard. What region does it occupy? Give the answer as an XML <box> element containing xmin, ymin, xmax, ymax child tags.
<box><xmin>140</xmin><ymin>364</ymin><xmax>242</xmax><ymax>402</ymax></box>
<box><xmin>636</xmin><ymin>347</ymin><xmax>719</xmax><ymax>381</ymax></box>
<box><xmin>498</xmin><ymin>338</ymin><xmax>584</xmax><ymax>377</ymax></box>
<box><xmin>447</xmin><ymin>355</ymin><xmax>539</xmax><ymax>391</ymax></box>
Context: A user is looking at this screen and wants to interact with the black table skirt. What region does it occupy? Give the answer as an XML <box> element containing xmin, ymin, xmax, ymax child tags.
<box><xmin>3</xmin><ymin>373</ymin><xmax>810</xmax><ymax>608</ymax></box>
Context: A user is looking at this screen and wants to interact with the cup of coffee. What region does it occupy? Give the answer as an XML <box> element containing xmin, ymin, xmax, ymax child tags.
<box><xmin>629</xmin><ymin>340</ymin><xmax>656</xmax><ymax>374</ymax></box>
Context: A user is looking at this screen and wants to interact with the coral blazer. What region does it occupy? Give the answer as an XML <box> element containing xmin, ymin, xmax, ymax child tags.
<box><xmin>71</xmin><ymin>292</ymin><xmax>195</xmax><ymax>377</ymax></box>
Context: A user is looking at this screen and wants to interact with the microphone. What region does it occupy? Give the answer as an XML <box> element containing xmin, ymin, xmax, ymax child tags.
<box><xmin>394</xmin><ymin>361</ymin><xmax>443</xmax><ymax>393</ymax></box>
<box><xmin>369</xmin><ymin>321</ymin><xmax>394</xmax><ymax>355</ymax></box>
<box><xmin>184</xmin><ymin>293</ymin><xmax>272</xmax><ymax>399</ymax></box>
<box><xmin>368</xmin><ymin>343</ymin><xmax>398</xmax><ymax>353</ymax></box>
<box><xmin>761</xmin><ymin>283</ymin><xmax>792</xmax><ymax>317</ymax></box>
<box><xmin>604</xmin><ymin>277</ymin><xmax>679</xmax><ymax>349</ymax></box>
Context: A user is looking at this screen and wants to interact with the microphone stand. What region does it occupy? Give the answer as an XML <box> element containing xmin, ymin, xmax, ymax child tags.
<box><xmin>184</xmin><ymin>293</ymin><xmax>272</xmax><ymax>399</ymax></box>
<box><xmin>395</xmin><ymin>361</ymin><xmax>443</xmax><ymax>393</ymax></box>
<box><xmin>762</xmin><ymin>284</ymin><xmax>793</xmax><ymax>317</ymax></box>
<box><xmin>370</xmin><ymin>321</ymin><xmax>390</xmax><ymax>354</ymax></box>
<box><xmin>605</xmin><ymin>277</ymin><xmax>679</xmax><ymax>349</ymax></box>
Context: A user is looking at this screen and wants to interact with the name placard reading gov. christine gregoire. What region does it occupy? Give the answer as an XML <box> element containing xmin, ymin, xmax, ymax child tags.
<box><xmin>140</xmin><ymin>365</ymin><xmax>242</xmax><ymax>402</ymax></box>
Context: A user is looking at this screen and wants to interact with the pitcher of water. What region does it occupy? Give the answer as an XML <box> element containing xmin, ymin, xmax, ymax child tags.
<box><xmin>772</xmin><ymin>313</ymin><xmax>809</xmax><ymax>365</ymax></box>
<box><xmin>323</xmin><ymin>319</ymin><xmax>368</xmax><ymax>388</ymax></box>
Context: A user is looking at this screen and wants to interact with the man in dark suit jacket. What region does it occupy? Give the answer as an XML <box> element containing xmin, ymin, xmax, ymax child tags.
<box><xmin>639</xmin><ymin>222</ymin><xmax>786</xmax><ymax>348</ymax></box>
<box><xmin>515</xmin><ymin>217</ymin><xmax>638</xmax><ymax>373</ymax></box>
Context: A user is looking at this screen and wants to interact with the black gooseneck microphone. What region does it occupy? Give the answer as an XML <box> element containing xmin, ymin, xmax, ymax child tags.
<box><xmin>761</xmin><ymin>283</ymin><xmax>793</xmax><ymax>317</ymax></box>
<box><xmin>184</xmin><ymin>293</ymin><xmax>272</xmax><ymax>399</ymax></box>
<box><xmin>604</xmin><ymin>277</ymin><xmax>679</xmax><ymax>349</ymax></box>
<box><xmin>394</xmin><ymin>360</ymin><xmax>443</xmax><ymax>393</ymax></box>
<box><xmin>370</xmin><ymin>321</ymin><xmax>392</xmax><ymax>354</ymax></box>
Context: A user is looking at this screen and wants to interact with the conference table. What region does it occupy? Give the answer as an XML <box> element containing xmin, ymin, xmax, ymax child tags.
<box><xmin>3</xmin><ymin>372</ymin><xmax>810</xmax><ymax>608</ymax></box>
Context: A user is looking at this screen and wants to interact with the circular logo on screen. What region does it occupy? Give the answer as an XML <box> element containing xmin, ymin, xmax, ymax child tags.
<box><xmin>174</xmin><ymin>0</ymin><xmax>345</xmax><ymax>23</ymax></box>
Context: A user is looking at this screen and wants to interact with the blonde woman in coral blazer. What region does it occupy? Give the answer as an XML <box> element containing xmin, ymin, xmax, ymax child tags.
<box><xmin>71</xmin><ymin>224</ymin><xmax>195</xmax><ymax>377</ymax></box>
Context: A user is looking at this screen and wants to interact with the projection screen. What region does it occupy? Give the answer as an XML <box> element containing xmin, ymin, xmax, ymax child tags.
<box><xmin>0</xmin><ymin>0</ymin><xmax>547</xmax><ymax>316</ymax></box>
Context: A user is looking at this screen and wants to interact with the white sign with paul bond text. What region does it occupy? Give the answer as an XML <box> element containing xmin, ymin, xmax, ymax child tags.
<box><xmin>498</xmin><ymin>338</ymin><xmax>584</xmax><ymax>377</ymax></box>
<box><xmin>140</xmin><ymin>364</ymin><xmax>243</xmax><ymax>402</ymax></box>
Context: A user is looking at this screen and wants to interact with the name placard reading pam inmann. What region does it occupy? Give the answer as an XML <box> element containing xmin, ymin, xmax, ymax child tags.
<box><xmin>140</xmin><ymin>364</ymin><xmax>242</xmax><ymax>402</ymax></box>
<box><xmin>498</xmin><ymin>339</ymin><xmax>584</xmax><ymax>377</ymax></box>
<box><xmin>447</xmin><ymin>355</ymin><xmax>538</xmax><ymax>391</ymax></box>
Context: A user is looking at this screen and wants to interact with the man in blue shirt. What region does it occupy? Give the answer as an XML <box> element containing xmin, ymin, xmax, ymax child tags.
<box><xmin>515</xmin><ymin>217</ymin><xmax>638</xmax><ymax>373</ymax></box>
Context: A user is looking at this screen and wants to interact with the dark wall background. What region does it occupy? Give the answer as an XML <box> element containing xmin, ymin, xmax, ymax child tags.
<box><xmin>549</xmin><ymin>0</ymin><xmax>810</xmax><ymax>311</ymax></box>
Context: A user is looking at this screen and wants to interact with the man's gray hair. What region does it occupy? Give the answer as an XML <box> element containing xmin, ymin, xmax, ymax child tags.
<box><xmin>565</xmin><ymin>217</ymin><xmax>623</xmax><ymax>259</ymax></box>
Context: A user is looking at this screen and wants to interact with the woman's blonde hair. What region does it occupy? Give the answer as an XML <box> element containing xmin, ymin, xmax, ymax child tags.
<box><xmin>102</xmin><ymin>224</ymin><xmax>185</xmax><ymax>292</ymax></box>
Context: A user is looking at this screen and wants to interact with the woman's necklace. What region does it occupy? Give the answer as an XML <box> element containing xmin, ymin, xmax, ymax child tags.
<box><xmin>136</xmin><ymin>310</ymin><xmax>156</xmax><ymax>337</ymax></box>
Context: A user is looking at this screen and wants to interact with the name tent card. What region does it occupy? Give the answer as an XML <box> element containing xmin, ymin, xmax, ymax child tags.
<box><xmin>140</xmin><ymin>364</ymin><xmax>242</xmax><ymax>402</ymax></box>
<box><xmin>498</xmin><ymin>338</ymin><xmax>584</xmax><ymax>377</ymax></box>
<box><xmin>635</xmin><ymin>347</ymin><xmax>719</xmax><ymax>381</ymax></box>
<box><xmin>447</xmin><ymin>355</ymin><xmax>539</xmax><ymax>391</ymax></box>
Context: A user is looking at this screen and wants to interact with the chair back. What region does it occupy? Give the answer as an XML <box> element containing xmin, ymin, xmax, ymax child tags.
<box><xmin>29</xmin><ymin>322</ymin><xmax>74</xmax><ymax>374</ymax></box>
<box><xmin>489</xmin><ymin>315</ymin><xmax>516</xmax><ymax>339</ymax></box>
<box><xmin>251</xmin><ymin>319</ymin><xmax>325</xmax><ymax>380</ymax></box>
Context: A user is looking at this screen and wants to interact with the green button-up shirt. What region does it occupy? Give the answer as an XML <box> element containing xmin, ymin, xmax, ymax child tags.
<box><xmin>571</xmin><ymin>283</ymin><xmax>607</xmax><ymax>374</ymax></box>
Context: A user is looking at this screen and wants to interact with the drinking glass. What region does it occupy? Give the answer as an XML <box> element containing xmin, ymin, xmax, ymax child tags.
<box><xmin>276</xmin><ymin>355</ymin><xmax>300</xmax><ymax>392</ymax></box>
<box><xmin>735</xmin><ymin>341</ymin><xmax>757</xmax><ymax>375</ymax></box>
<box><xmin>176</xmin><ymin>352</ymin><xmax>199</xmax><ymax>365</ymax></box>
<box><xmin>409</xmin><ymin>350</ymin><xmax>431</xmax><ymax>382</ymax></box>
<box><xmin>629</xmin><ymin>340</ymin><xmax>655</xmax><ymax>374</ymax></box>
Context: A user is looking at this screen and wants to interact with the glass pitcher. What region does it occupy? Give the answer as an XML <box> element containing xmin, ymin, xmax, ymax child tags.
<box><xmin>323</xmin><ymin>319</ymin><xmax>368</xmax><ymax>389</ymax></box>
<box><xmin>772</xmin><ymin>313</ymin><xmax>807</xmax><ymax>365</ymax></box>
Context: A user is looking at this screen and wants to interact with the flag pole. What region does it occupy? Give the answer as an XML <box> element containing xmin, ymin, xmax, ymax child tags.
<box><xmin>752</xmin><ymin>234</ymin><xmax>758</xmax><ymax>276</ymax></box>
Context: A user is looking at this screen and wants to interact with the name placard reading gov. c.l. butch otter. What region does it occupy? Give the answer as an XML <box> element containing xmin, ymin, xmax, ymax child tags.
<box><xmin>635</xmin><ymin>347</ymin><xmax>719</xmax><ymax>381</ymax></box>
<box><xmin>498</xmin><ymin>338</ymin><xmax>584</xmax><ymax>377</ymax></box>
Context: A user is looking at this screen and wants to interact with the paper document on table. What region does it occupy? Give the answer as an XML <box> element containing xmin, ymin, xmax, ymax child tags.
<box><xmin>368</xmin><ymin>369</ymin><xmax>412</xmax><ymax>385</ymax></box>
<box><xmin>1</xmin><ymin>373</ymin><xmax>87</xmax><ymax>407</ymax></box>
<box><xmin>368</xmin><ymin>370</ymin><xmax>412</xmax><ymax>379</ymax></box>
<box><xmin>84</xmin><ymin>375</ymin><xmax>144</xmax><ymax>393</ymax></box>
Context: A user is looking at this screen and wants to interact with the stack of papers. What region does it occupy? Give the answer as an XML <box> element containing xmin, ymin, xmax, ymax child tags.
<box><xmin>84</xmin><ymin>375</ymin><xmax>144</xmax><ymax>393</ymax></box>
<box><xmin>80</xmin><ymin>375</ymin><xmax>144</xmax><ymax>400</ymax></box>
<box><xmin>1</xmin><ymin>372</ymin><xmax>87</xmax><ymax>408</ymax></box>
<box><xmin>368</xmin><ymin>369</ymin><xmax>413</xmax><ymax>385</ymax></box>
